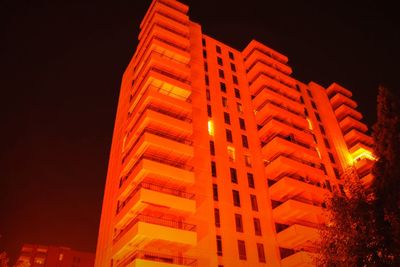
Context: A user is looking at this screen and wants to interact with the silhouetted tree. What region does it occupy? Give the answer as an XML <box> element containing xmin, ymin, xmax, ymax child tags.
<box><xmin>317</xmin><ymin>168</ymin><xmax>378</xmax><ymax>266</ymax></box>
<box><xmin>371</xmin><ymin>85</ymin><xmax>400</xmax><ymax>265</ymax></box>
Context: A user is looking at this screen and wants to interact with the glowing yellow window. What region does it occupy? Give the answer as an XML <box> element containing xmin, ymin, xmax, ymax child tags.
<box><xmin>227</xmin><ymin>146</ymin><xmax>236</xmax><ymax>162</ymax></box>
<box><xmin>208</xmin><ymin>120</ymin><xmax>215</xmax><ymax>136</ymax></box>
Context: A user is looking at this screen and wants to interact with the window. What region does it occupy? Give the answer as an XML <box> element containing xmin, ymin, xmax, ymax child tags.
<box><xmin>206</xmin><ymin>89</ymin><xmax>211</xmax><ymax>101</ymax></box>
<box><xmin>234</xmin><ymin>88</ymin><xmax>241</xmax><ymax>99</ymax></box>
<box><xmin>222</xmin><ymin>97</ymin><xmax>228</xmax><ymax>107</ymax></box>
<box><xmin>237</xmin><ymin>102</ymin><xmax>243</xmax><ymax>113</ymax></box>
<box><xmin>324</xmin><ymin>138</ymin><xmax>330</xmax><ymax>148</ymax></box>
<box><xmin>304</xmin><ymin>108</ymin><xmax>309</xmax><ymax>116</ymax></box>
<box><xmin>232</xmin><ymin>75</ymin><xmax>238</xmax><ymax>85</ymax></box>
<box><xmin>329</xmin><ymin>152</ymin><xmax>336</xmax><ymax>163</ymax></box>
<box><xmin>233</xmin><ymin>190</ymin><xmax>241</xmax><ymax>207</ymax></box>
<box><xmin>204</xmin><ymin>62</ymin><xmax>208</xmax><ymax>72</ymax></box>
<box><xmin>241</xmin><ymin>135</ymin><xmax>249</xmax><ymax>148</ymax></box>
<box><xmin>307</xmin><ymin>89</ymin><xmax>313</xmax><ymax>97</ymax></box>
<box><xmin>239</xmin><ymin>118</ymin><xmax>246</xmax><ymax>130</ymax></box>
<box><xmin>229</xmin><ymin>51</ymin><xmax>234</xmax><ymax>60</ymax></box>
<box><xmin>227</xmin><ymin>146</ymin><xmax>236</xmax><ymax>162</ymax></box>
<box><xmin>235</xmin><ymin>214</ymin><xmax>243</xmax><ymax>232</ymax></box>
<box><xmin>210</xmin><ymin>141</ymin><xmax>215</xmax><ymax>155</ymax></box>
<box><xmin>247</xmin><ymin>173</ymin><xmax>255</xmax><ymax>188</ymax></box>
<box><xmin>220</xmin><ymin>82</ymin><xmax>226</xmax><ymax>92</ymax></box>
<box><xmin>257</xmin><ymin>243</ymin><xmax>266</xmax><ymax>263</ymax></box>
<box><xmin>217</xmin><ymin>56</ymin><xmax>223</xmax><ymax>66</ymax></box>
<box><xmin>334</xmin><ymin>168</ymin><xmax>341</xmax><ymax>179</ymax></box>
<box><xmin>202</xmin><ymin>38</ymin><xmax>206</xmax><ymax>46</ymax></box>
<box><xmin>230</xmin><ymin>167</ymin><xmax>238</xmax><ymax>183</ymax></box>
<box><xmin>315</xmin><ymin>112</ymin><xmax>321</xmax><ymax>122</ymax></box>
<box><xmin>226</xmin><ymin>129</ymin><xmax>233</xmax><ymax>142</ymax></box>
<box><xmin>216</xmin><ymin>235</ymin><xmax>223</xmax><ymax>256</ymax></box>
<box><xmin>319</xmin><ymin>124</ymin><xmax>326</xmax><ymax>135</ymax></box>
<box><xmin>216</xmin><ymin>45</ymin><xmax>221</xmax><ymax>53</ymax></box>
<box><xmin>208</xmin><ymin>120</ymin><xmax>215</xmax><ymax>136</ymax></box>
<box><xmin>244</xmin><ymin>155</ymin><xmax>252</xmax><ymax>167</ymax></box>
<box><xmin>311</xmin><ymin>100</ymin><xmax>317</xmax><ymax>109</ymax></box>
<box><xmin>214</xmin><ymin>208</ymin><xmax>220</xmax><ymax>227</ymax></box>
<box><xmin>254</xmin><ymin>218</ymin><xmax>262</xmax><ymax>236</ymax></box>
<box><xmin>203</xmin><ymin>50</ymin><xmax>207</xmax><ymax>58</ymax></box>
<box><xmin>213</xmin><ymin>184</ymin><xmax>219</xmax><ymax>201</ymax></box>
<box><xmin>207</xmin><ymin>105</ymin><xmax>212</xmax><ymax>117</ymax></box>
<box><xmin>230</xmin><ymin>62</ymin><xmax>236</xmax><ymax>72</ymax></box>
<box><xmin>205</xmin><ymin>75</ymin><xmax>209</xmax><ymax>86</ymax></box>
<box><xmin>237</xmin><ymin>240</ymin><xmax>247</xmax><ymax>260</ymax></box>
<box><xmin>219</xmin><ymin>69</ymin><xmax>225</xmax><ymax>78</ymax></box>
<box><xmin>211</xmin><ymin>161</ymin><xmax>217</xmax><ymax>177</ymax></box>
<box><xmin>224</xmin><ymin>112</ymin><xmax>231</xmax><ymax>124</ymax></box>
<box><xmin>250</xmin><ymin>194</ymin><xmax>258</xmax><ymax>211</ymax></box>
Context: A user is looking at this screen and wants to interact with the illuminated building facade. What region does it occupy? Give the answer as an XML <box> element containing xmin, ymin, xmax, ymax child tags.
<box><xmin>15</xmin><ymin>244</ymin><xmax>94</xmax><ymax>267</ymax></box>
<box><xmin>95</xmin><ymin>0</ymin><xmax>375</xmax><ymax>266</ymax></box>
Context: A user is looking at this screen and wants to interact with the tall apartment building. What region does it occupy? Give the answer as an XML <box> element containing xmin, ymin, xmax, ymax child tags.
<box><xmin>15</xmin><ymin>244</ymin><xmax>94</xmax><ymax>267</ymax></box>
<box><xmin>95</xmin><ymin>0</ymin><xmax>376</xmax><ymax>266</ymax></box>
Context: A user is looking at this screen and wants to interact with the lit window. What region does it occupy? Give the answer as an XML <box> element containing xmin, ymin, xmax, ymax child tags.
<box><xmin>244</xmin><ymin>155</ymin><xmax>252</xmax><ymax>167</ymax></box>
<box><xmin>237</xmin><ymin>102</ymin><xmax>243</xmax><ymax>113</ymax></box>
<box><xmin>59</xmin><ymin>253</ymin><xmax>64</xmax><ymax>261</ymax></box>
<box><xmin>222</xmin><ymin>97</ymin><xmax>228</xmax><ymax>108</ymax></box>
<box><xmin>227</xmin><ymin>146</ymin><xmax>236</xmax><ymax>162</ymax></box>
<box><xmin>208</xmin><ymin>120</ymin><xmax>215</xmax><ymax>136</ymax></box>
<box><xmin>34</xmin><ymin>258</ymin><xmax>45</xmax><ymax>264</ymax></box>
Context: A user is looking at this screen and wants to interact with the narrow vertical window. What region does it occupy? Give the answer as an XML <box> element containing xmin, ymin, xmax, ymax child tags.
<box><xmin>211</xmin><ymin>161</ymin><xmax>217</xmax><ymax>177</ymax></box>
<box><xmin>230</xmin><ymin>62</ymin><xmax>236</xmax><ymax>72</ymax></box>
<box><xmin>234</xmin><ymin>88</ymin><xmax>241</xmax><ymax>99</ymax></box>
<box><xmin>250</xmin><ymin>194</ymin><xmax>258</xmax><ymax>211</ymax></box>
<box><xmin>217</xmin><ymin>57</ymin><xmax>223</xmax><ymax>66</ymax></box>
<box><xmin>233</xmin><ymin>190</ymin><xmax>241</xmax><ymax>207</ymax></box>
<box><xmin>254</xmin><ymin>218</ymin><xmax>262</xmax><ymax>236</ymax></box>
<box><xmin>239</xmin><ymin>118</ymin><xmax>246</xmax><ymax>130</ymax></box>
<box><xmin>219</xmin><ymin>69</ymin><xmax>225</xmax><ymax>78</ymax></box>
<box><xmin>247</xmin><ymin>173</ymin><xmax>255</xmax><ymax>188</ymax></box>
<box><xmin>224</xmin><ymin>112</ymin><xmax>231</xmax><ymax>124</ymax></box>
<box><xmin>232</xmin><ymin>75</ymin><xmax>238</xmax><ymax>85</ymax></box>
<box><xmin>222</xmin><ymin>97</ymin><xmax>228</xmax><ymax>107</ymax></box>
<box><xmin>214</xmin><ymin>208</ymin><xmax>220</xmax><ymax>227</ymax></box>
<box><xmin>229</xmin><ymin>51</ymin><xmax>235</xmax><ymax>60</ymax></box>
<box><xmin>257</xmin><ymin>243</ymin><xmax>266</xmax><ymax>263</ymax></box>
<box><xmin>210</xmin><ymin>141</ymin><xmax>215</xmax><ymax>156</ymax></box>
<box><xmin>237</xmin><ymin>102</ymin><xmax>243</xmax><ymax>113</ymax></box>
<box><xmin>226</xmin><ymin>129</ymin><xmax>233</xmax><ymax>142</ymax></box>
<box><xmin>216</xmin><ymin>45</ymin><xmax>221</xmax><ymax>53</ymax></box>
<box><xmin>208</xmin><ymin>120</ymin><xmax>214</xmax><ymax>135</ymax></box>
<box><xmin>213</xmin><ymin>184</ymin><xmax>219</xmax><ymax>201</ymax></box>
<box><xmin>206</xmin><ymin>89</ymin><xmax>211</xmax><ymax>101</ymax></box>
<box><xmin>227</xmin><ymin>146</ymin><xmax>236</xmax><ymax>162</ymax></box>
<box><xmin>237</xmin><ymin>240</ymin><xmax>247</xmax><ymax>260</ymax></box>
<box><xmin>207</xmin><ymin>105</ymin><xmax>212</xmax><ymax>117</ymax></box>
<box><xmin>220</xmin><ymin>82</ymin><xmax>226</xmax><ymax>92</ymax></box>
<box><xmin>216</xmin><ymin>235</ymin><xmax>223</xmax><ymax>256</ymax></box>
<box><xmin>235</xmin><ymin>214</ymin><xmax>243</xmax><ymax>232</ymax></box>
<box><xmin>241</xmin><ymin>135</ymin><xmax>249</xmax><ymax>148</ymax></box>
<box><xmin>230</xmin><ymin>168</ymin><xmax>238</xmax><ymax>183</ymax></box>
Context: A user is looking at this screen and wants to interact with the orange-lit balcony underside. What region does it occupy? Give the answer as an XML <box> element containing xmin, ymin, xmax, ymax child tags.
<box><xmin>266</xmin><ymin>155</ymin><xmax>325</xmax><ymax>182</ymax></box>
<box><xmin>277</xmin><ymin>224</ymin><xmax>319</xmax><ymax>250</ymax></box>
<box><xmin>273</xmin><ymin>199</ymin><xmax>325</xmax><ymax>225</ymax></box>
<box><xmin>262</xmin><ymin>136</ymin><xmax>318</xmax><ymax>162</ymax></box>
<box><xmin>281</xmin><ymin>251</ymin><xmax>316</xmax><ymax>267</ymax></box>
<box><xmin>269</xmin><ymin>176</ymin><xmax>328</xmax><ymax>203</ymax></box>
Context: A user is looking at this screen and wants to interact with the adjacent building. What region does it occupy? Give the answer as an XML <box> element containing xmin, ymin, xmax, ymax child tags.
<box><xmin>14</xmin><ymin>244</ymin><xmax>94</xmax><ymax>267</ymax></box>
<box><xmin>95</xmin><ymin>0</ymin><xmax>376</xmax><ymax>266</ymax></box>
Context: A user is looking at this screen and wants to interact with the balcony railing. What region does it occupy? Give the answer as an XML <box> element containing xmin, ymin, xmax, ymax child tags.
<box><xmin>253</xmin><ymin>85</ymin><xmax>300</xmax><ymax>103</ymax></box>
<box><xmin>256</xmin><ymin>99</ymin><xmax>305</xmax><ymax>118</ymax></box>
<box><xmin>249</xmin><ymin>71</ymin><xmax>296</xmax><ymax>90</ymax></box>
<box><xmin>272</xmin><ymin>194</ymin><xmax>325</xmax><ymax>210</ymax></box>
<box><xmin>122</xmin><ymin>127</ymin><xmax>193</xmax><ymax>164</ymax></box>
<box><xmin>261</xmin><ymin>133</ymin><xmax>313</xmax><ymax>151</ymax></box>
<box><xmin>118</xmin><ymin>250</ymin><xmax>197</xmax><ymax>267</ymax></box>
<box><xmin>265</xmin><ymin>153</ymin><xmax>322</xmax><ymax>170</ymax></box>
<box><xmin>117</xmin><ymin>181</ymin><xmax>195</xmax><ymax>214</ymax></box>
<box><xmin>119</xmin><ymin>154</ymin><xmax>193</xmax><ymax>188</ymax></box>
<box><xmin>258</xmin><ymin>116</ymin><xmax>310</xmax><ymax>136</ymax></box>
<box><xmin>113</xmin><ymin>213</ymin><xmax>196</xmax><ymax>243</ymax></box>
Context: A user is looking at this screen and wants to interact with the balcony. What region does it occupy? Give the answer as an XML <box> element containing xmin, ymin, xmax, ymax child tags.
<box><xmin>119</xmin><ymin>157</ymin><xmax>194</xmax><ymax>193</ymax></box>
<box><xmin>258</xmin><ymin>117</ymin><xmax>314</xmax><ymax>146</ymax></box>
<box><xmin>244</xmin><ymin>48</ymin><xmax>292</xmax><ymax>75</ymax></box>
<box><xmin>249</xmin><ymin>73</ymin><xmax>299</xmax><ymax>101</ymax></box>
<box><xmin>128</xmin><ymin>85</ymin><xmax>192</xmax><ymax>125</ymax></box>
<box><xmin>144</xmin><ymin>23</ymin><xmax>190</xmax><ymax>52</ymax></box>
<box><xmin>122</xmin><ymin>130</ymin><xmax>193</xmax><ymax>174</ymax></box>
<box><xmin>112</xmin><ymin>214</ymin><xmax>197</xmax><ymax>260</ymax></box>
<box><xmin>126</xmin><ymin>109</ymin><xmax>192</xmax><ymax>148</ymax></box>
<box><xmin>281</xmin><ymin>251</ymin><xmax>316</xmax><ymax>267</ymax></box>
<box><xmin>360</xmin><ymin>173</ymin><xmax>374</xmax><ymax>186</ymax></box>
<box><xmin>334</xmin><ymin>104</ymin><xmax>362</xmax><ymax>121</ymax></box>
<box><xmin>261</xmin><ymin>135</ymin><xmax>318</xmax><ymax>162</ymax></box>
<box><xmin>344</xmin><ymin>129</ymin><xmax>373</xmax><ymax>148</ymax></box>
<box><xmin>117</xmin><ymin>251</ymin><xmax>196</xmax><ymax>267</ymax></box>
<box><xmin>339</xmin><ymin>116</ymin><xmax>368</xmax><ymax>134</ymax></box>
<box><xmin>247</xmin><ymin>60</ymin><xmax>293</xmax><ymax>84</ymax></box>
<box><xmin>115</xmin><ymin>182</ymin><xmax>196</xmax><ymax>227</ymax></box>
<box><xmin>272</xmin><ymin>199</ymin><xmax>325</xmax><ymax>225</ymax></box>
<box><xmin>277</xmin><ymin>224</ymin><xmax>319</xmax><ymax>250</ymax></box>
<box><xmin>140</xmin><ymin>0</ymin><xmax>189</xmax><ymax>30</ymax></box>
<box><xmin>265</xmin><ymin>155</ymin><xmax>325</xmax><ymax>182</ymax></box>
<box><xmin>269</xmin><ymin>176</ymin><xmax>328</xmax><ymax>203</ymax></box>
<box><xmin>326</xmin><ymin>83</ymin><xmax>352</xmax><ymax>98</ymax></box>
<box><xmin>243</xmin><ymin>40</ymin><xmax>289</xmax><ymax>64</ymax></box>
<box><xmin>256</xmin><ymin>101</ymin><xmax>308</xmax><ymax>130</ymax></box>
<box><xmin>330</xmin><ymin>93</ymin><xmax>357</xmax><ymax>110</ymax></box>
<box><xmin>252</xmin><ymin>87</ymin><xmax>303</xmax><ymax>114</ymax></box>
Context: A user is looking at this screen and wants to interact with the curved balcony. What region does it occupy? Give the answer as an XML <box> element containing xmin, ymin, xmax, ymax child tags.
<box><xmin>326</xmin><ymin>83</ymin><xmax>352</xmax><ymax>98</ymax></box>
<box><xmin>339</xmin><ymin>116</ymin><xmax>368</xmax><ymax>134</ymax></box>
<box><xmin>269</xmin><ymin>176</ymin><xmax>328</xmax><ymax>203</ymax></box>
<box><xmin>334</xmin><ymin>104</ymin><xmax>362</xmax><ymax>121</ymax></box>
<box><xmin>112</xmin><ymin>214</ymin><xmax>197</xmax><ymax>259</ymax></box>
<box><xmin>330</xmin><ymin>93</ymin><xmax>357</xmax><ymax>110</ymax></box>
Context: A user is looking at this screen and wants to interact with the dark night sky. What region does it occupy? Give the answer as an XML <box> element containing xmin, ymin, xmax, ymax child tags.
<box><xmin>1</xmin><ymin>0</ymin><xmax>399</xmax><ymax>262</ymax></box>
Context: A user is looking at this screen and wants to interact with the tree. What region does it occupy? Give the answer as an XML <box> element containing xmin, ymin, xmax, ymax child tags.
<box><xmin>371</xmin><ymin>85</ymin><xmax>400</xmax><ymax>265</ymax></box>
<box><xmin>317</xmin><ymin>168</ymin><xmax>378</xmax><ymax>266</ymax></box>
